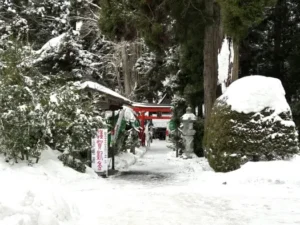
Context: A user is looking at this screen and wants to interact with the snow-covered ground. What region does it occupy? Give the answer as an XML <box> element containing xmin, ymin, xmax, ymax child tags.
<box><xmin>1</xmin><ymin>141</ymin><xmax>300</xmax><ymax>225</ymax></box>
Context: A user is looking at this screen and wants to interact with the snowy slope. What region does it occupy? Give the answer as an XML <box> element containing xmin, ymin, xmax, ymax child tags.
<box><xmin>1</xmin><ymin>141</ymin><xmax>300</xmax><ymax>225</ymax></box>
<box><xmin>0</xmin><ymin>148</ymin><xmax>100</xmax><ymax>225</ymax></box>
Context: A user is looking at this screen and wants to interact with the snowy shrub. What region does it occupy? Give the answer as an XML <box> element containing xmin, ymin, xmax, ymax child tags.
<box><xmin>0</xmin><ymin>43</ymin><xmax>48</xmax><ymax>163</ymax></box>
<box><xmin>58</xmin><ymin>153</ymin><xmax>86</xmax><ymax>173</ymax></box>
<box><xmin>0</xmin><ymin>42</ymin><xmax>105</xmax><ymax>170</ymax></box>
<box><xmin>204</xmin><ymin>76</ymin><xmax>299</xmax><ymax>172</ymax></box>
<box><xmin>46</xmin><ymin>81</ymin><xmax>105</xmax><ymax>166</ymax></box>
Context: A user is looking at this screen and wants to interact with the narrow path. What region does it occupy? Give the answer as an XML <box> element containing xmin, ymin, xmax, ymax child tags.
<box><xmin>110</xmin><ymin>140</ymin><xmax>184</xmax><ymax>186</ymax></box>
<box><xmin>68</xmin><ymin>140</ymin><xmax>300</xmax><ymax>225</ymax></box>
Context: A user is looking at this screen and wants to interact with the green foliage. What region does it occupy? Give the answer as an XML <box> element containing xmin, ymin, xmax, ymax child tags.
<box><xmin>0</xmin><ymin>41</ymin><xmax>105</xmax><ymax>170</ymax></box>
<box><xmin>46</xmin><ymin>83</ymin><xmax>108</xmax><ymax>172</ymax></box>
<box><xmin>239</xmin><ymin>0</ymin><xmax>300</xmax><ymax>108</ymax></box>
<box><xmin>169</xmin><ymin>0</ymin><xmax>205</xmax><ymax>108</ymax></box>
<box><xmin>46</xmin><ymin>82</ymin><xmax>104</xmax><ymax>165</ymax></box>
<box><xmin>99</xmin><ymin>0</ymin><xmax>172</xmax><ymax>53</ymax></box>
<box><xmin>168</xmin><ymin>96</ymin><xmax>186</xmax><ymax>153</ymax></box>
<box><xmin>218</xmin><ymin>0</ymin><xmax>277</xmax><ymax>40</ymax></box>
<box><xmin>0</xmin><ymin>43</ymin><xmax>47</xmax><ymax>162</ymax></box>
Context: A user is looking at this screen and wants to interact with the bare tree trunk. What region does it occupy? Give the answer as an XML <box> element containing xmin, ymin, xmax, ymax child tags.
<box><xmin>116</xmin><ymin>67</ymin><xmax>122</xmax><ymax>93</ymax></box>
<box><xmin>232</xmin><ymin>41</ymin><xmax>239</xmax><ymax>82</ymax></box>
<box><xmin>129</xmin><ymin>42</ymin><xmax>141</xmax><ymax>96</ymax></box>
<box><xmin>203</xmin><ymin>0</ymin><xmax>221</xmax><ymax>127</ymax></box>
<box><xmin>121</xmin><ymin>40</ymin><xmax>142</xmax><ymax>98</ymax></box>
<box><xmin>121</xmin><ymin>40</ymin><xmax>131</xmax><ymax>97</ymax></box>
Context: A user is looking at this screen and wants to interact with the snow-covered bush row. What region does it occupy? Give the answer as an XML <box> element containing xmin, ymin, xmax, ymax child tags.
<box><xmin>0</xmin><ymin>0</ymin><xmax>117</xmax><ymax>171</ymax></box>
<box><xmin>0</xmin><ymin>44</ymin><xmax>105</xmax><ymax>170</ymax></box>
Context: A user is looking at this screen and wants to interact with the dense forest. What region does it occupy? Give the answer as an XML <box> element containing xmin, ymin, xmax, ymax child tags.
<box><xmin>0</xmin><ymin>0</ymin><xmax>300</xmax><ymax>168</ymax></box>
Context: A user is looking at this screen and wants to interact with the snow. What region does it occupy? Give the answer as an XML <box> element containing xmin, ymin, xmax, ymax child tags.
<box><xmin>132</xmin><ymin>102</ymin><xmax>171</xmax><ymax>108</ymax></box>
<box><xmin>181</xmin><ymin>112</ymin><xmax>197</xmax><ymax>121</ymax></box>
<box><xmin>0</xmin><ymin>148</ymin><xmax>98</xmax><ymax>225</ymax></box>
<box><xmin>152</xmin><ymin>119</ymin><xmax>169</xmax><ymax>128</ymax></box>
<box><xmin>50</xmin><ymin>93</ymin><xmax>59</xmax><ymax>105</ymax></box>
<box><xmin>1</xmin><ymin>141</ymin><xmax>300</xmax><ymax>225</ymax></box>
<box><xmin>220</xmin><ymin>75</ymin><xmax>290</xmax><ymax>114</ymax></box>
<box><xmin>123</xmin><ymin>105</ymin><xmax>136</xmax><ymax>122</ymax></box>
<box><xmin>79</xmin><ymin>81</ymin><xmax>132</xmax><ymax>104</ymax></box>
<box><xmin>76</xmin><ymin>21</ymin><xmax>83</xmax><ymax>31</ymax></box>
<box><xmin>114</xmin><ymin>147</ymin><xmax>147</xmax><ymax>170</ymax></box>
<box><xmin>35</xmin><ymin>33</ymin><xmax>66</xmax><ymax>56</ymax></box>
<box><xmin>218</xmin><ymin>37</ymin><xmax>234</xmax><ymax>93</ymax></box>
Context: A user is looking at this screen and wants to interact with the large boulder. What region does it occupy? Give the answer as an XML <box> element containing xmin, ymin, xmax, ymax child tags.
<box><xmin>204</xmin><ymin>75</ymin><xmax>299</xmax><ymax>172</ymax></box>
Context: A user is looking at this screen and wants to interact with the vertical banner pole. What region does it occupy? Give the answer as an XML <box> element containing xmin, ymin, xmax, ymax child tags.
<box><xmin>111</xmin><ymin>111</ymin><xmax>115</xmax><ymax>171</ymax></box>
<box><xmin>176</xmin><ymin>128</ymin><xmax>179</xmax><ymax>158</ymax></box>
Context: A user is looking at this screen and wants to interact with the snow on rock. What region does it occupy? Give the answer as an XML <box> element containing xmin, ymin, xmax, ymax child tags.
<box><xmin>221</xmin><ymin>75</ymin><xmax>290</xmax><ymax>114</ymax></box>
<box><xmin>205</xmin><ymin>75</ymin><xmax>299</xmax><ymax>172</ymax></box>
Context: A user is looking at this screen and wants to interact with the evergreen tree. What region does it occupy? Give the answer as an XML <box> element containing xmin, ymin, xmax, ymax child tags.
<box><xmin>218</xmin><ymin>0</ymin><xmax>277</xmax><ymax>80</ymax></box>
<box><xmin>0</xmin><ymin>43</ymin><xmax>48</xmax><ymax>163</ymax></box>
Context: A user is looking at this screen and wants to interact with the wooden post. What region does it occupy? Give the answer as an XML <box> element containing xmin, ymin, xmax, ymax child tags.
<box><xmin>175</xmin><ymin>128</ymin><xmax>179</xmax><ymax>158</ymax></box>
<box><xmin>141</xmin><ymin>112</ymin><xmax>145</xmax><ymax>146</ymax></box>
<box><xmin>111</xmin><ymin>110</ymin><xmax>115</xmax><ymax>170</ymax></box>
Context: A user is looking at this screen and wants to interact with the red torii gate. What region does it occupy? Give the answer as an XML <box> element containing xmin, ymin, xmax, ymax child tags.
<box><xmin>131</xmin><ymin>103</ymin><xmax>172</xmax><ymax>146</ymax></box>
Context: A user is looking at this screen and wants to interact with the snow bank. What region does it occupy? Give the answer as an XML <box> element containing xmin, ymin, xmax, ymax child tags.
<box><xmin>221</xmin><ymin>75</ymin><xmax>290</xmax><ymax>114</ymax></box>
<box><xmin>222</xmin><ymin>155</ymin><xmax>300</xmax><ymax>186</ymax></box>
<box><xmin>167</xmin><ymin>148</ymin><xmax>300</xmax><ymax>191</ymax></box>
<box><xmin>115</xmin><ymin>147</ymin><xmax>147</xmax><ymax>170</ymax></box>
<box><xmin>191</xmin><ymin>155</ymin><xmax>300</xmax><ymax>192</ymax></box>
<box><xmin>0</xmin><ymin>148</ymin><xmax>100</xmax><ymax>225</ymax></box>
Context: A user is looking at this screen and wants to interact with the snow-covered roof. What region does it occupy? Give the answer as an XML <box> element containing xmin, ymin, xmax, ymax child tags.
<box><xmin>80</xmin><ymin>81</ymin><xmax>132</xmax><ymax>104</ymax></box>
<box><xmin>220</xmin><ymin>75</ymin><xmax>290</xmax><ymax>114</ymax></box>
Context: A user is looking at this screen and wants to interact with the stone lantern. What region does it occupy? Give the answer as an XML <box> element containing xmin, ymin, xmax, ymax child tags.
<box><xmin>181</xmin><ymin>106</ymin><xmax>197</xmax><ymax>158</ymax></box>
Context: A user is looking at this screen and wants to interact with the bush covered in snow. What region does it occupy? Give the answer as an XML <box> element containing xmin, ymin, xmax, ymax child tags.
<box><xmin>0</xmin><ymin>43</ymin><xmax>105</xmax><ymax>170</ymax></box>
<box><xmin>204</xmin><ymin>76</ymin><xmax>299</xmax><ymax>172</ymax></box>
<box><xmin>0</xmin><ymin>43</ymin><xmax>48</xmax><ymax>163</ymax></box>
<box><xmin>46</xmin><ymin>82</ymin><xmax>104</xmax><ymax>167</ymax></box>
<box><xmin>0</xmin><ymin>0</ymin><xmax>112</xmax><ymax>170</ymax></box>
